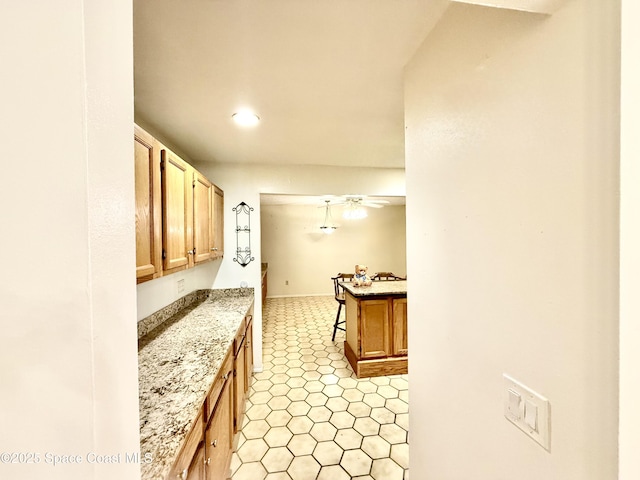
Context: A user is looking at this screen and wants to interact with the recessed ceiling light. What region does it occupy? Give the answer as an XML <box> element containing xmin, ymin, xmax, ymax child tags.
<box><xmin>232</xmin><ymin>110</ymin><xmax>260</xmax><ymax>127</ymax></box>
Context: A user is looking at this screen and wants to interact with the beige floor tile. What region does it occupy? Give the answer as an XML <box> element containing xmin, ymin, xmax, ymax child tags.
<box><xmin>231</xmin><ymin>296</ymin><xmax>409</xmax><ymax>480</ymax></box>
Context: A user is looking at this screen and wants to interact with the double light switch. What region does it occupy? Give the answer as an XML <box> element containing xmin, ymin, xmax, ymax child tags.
<box><xmin>503</xmin><ymin>374</ymin><xmax>550</xmax><ymax>451</ymax></box>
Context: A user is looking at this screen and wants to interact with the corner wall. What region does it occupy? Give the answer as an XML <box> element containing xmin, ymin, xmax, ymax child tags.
<box><xmin>619</xmin><ymin>0</ymin><xmax>640</xmax><ymax>477</ymax></box>
<box><xmin>405</xmin><ymin>1</ymin><xmax>619</xmax><ymax>478</ymax></box>
<box><xmin>0</xmin><ymin>1</ymin><xmax>140</xmax><ymax>479</ymax></box>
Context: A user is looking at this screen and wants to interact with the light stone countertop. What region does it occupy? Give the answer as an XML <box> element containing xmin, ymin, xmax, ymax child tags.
<box><xmin>341</xmin><ymin>279</ymin><xmax>407</xmax><ymax>297</ymax></box>
<box><xmin>138</xmin><ymin>288</ymin><xmax>254</xmax><ymax>480</ymax></box>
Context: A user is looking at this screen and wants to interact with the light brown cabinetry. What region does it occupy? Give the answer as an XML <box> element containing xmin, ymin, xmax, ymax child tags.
<box><xmin>167</xmin><ymin>304</ymin><xmax>253</xmax><ymax>480</ymax></box>
<box><xmin>193</xmin><ymin>170</ymin><xmax>212</xmax><ymax>265</ymax></box>
<box><xmin>210</xmin><ymin>186</ymin><xmax>224</xmax><ymax>259</ymax></box>
<box><xmin>233</xmin><ymin>313</ymin><xmax>253</xmax><ymax>435</ymax></box>
<box><xmin>391</xmin><ymin>298</ymin><xmax>408</xmax><ymax>356</ymax></box>
<box><xmin>360</xmin><ymin>299</ymin><xmax>391</xmax><ymax>359</ymax></box>
<box><xmin>135</xmin><ymin>124</ymin><xmax>224</xmax><ymax>283</ymax></box>
<box><xmin>134</xmin><ymin>125</ymin><xmax>162</xmax><ymax>282</ymax></box>
<box><xmin>205</xmin><ymin>361</ymin><xmax>233</xmax><ymax>480</ymax></box>
<box><xmin>344</xmin><ymin>289</ymin><xmax>408</xmax><ymax>378</ymax></box>
<box><xmin>162</xmin><ymin>148</ymin><xmax>193</xmax><ymax>273</ymax></box>
<box><xmin>168</xmin><ymin>409</ymin><xmax>204</xmax><ymax>480</ymax></box>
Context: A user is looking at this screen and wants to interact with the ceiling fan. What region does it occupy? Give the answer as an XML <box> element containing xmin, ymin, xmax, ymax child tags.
<box><xmin>331</xmin><ymin>195</ymin><xmax>389</xmax><ymax>220</ymax></box>
<box><xmin>331</xmin><ymin>195</ymin><xmax>389</xmax><ymax>209</ymax></box>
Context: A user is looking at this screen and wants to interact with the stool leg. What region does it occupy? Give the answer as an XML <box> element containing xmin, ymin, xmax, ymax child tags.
<box><xmin>332</xmin><ymin>303</ymin><xmax>343</xmax><ymax>341</ymax></box>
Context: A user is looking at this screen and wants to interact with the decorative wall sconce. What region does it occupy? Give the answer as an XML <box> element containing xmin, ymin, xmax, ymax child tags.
<box><xmin>233</xmin><ymin>201</ymin><xmax>254</xmax><ymax>267</ymax></box>
<box><xmin>320</xmin><ymin>200</ymin><xmax>338</xmax><ymax>235</ymax></box>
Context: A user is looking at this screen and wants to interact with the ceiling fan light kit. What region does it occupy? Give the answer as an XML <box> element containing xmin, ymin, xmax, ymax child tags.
<box><xmin>343</xmin><ymin>204</ymin><xmax>368</xmax><ymax>220</ymax></box>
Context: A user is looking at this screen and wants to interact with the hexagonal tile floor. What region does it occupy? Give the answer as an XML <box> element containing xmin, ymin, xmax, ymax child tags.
<box><xmin>230</xmin><ymin>296</ymin><xmax>409</xmax><ymax>480</ymax></box>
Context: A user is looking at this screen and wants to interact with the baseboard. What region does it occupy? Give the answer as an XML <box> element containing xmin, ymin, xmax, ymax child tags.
<box><xmin>266</xmin><ymin>293</ymin><xmax>333</xmax><ymax>299</ymax></box>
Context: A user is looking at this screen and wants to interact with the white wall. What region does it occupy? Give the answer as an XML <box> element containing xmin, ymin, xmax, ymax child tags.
<box><xmin>619</xmin><ymin>0</ymin><xmax>640</xmax><ymax>477</ymax></box>
<box><xmin>405</xmin><ymin>1</ymin><xmax>619</xmax><ymax>478</ymax></box>
<box><xmin>261</xmin><ymin>203</ymin><xmax>406</xmax><ymax>297</ymax></box>
<box><xmin>0</xmin><ymin>1</ymin><xmax>139</xmax><ymax>479</ymax></box>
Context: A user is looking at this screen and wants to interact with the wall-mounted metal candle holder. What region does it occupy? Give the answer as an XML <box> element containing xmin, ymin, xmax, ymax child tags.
<box><xmin>233</xmin><ymin>201</ymin><xmax>255</xmax><ymax>267</ymax></box>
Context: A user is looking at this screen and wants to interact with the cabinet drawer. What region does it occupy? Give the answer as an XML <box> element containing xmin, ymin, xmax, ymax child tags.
<box><xmin>206</xmin><ymin>349</ymin><xmax>233</xmax><ymax>421</ymax></box>
<box><xmin>169</xmin><ymin>407</ymin><xmax>203</xmax><ymax>479</ymax></box>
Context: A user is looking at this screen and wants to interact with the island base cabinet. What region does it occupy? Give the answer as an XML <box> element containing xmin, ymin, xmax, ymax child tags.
<box><xmin>344</xmin><ymin>292</ymin><xmax>408</xmax><ymax>378</ymax></box>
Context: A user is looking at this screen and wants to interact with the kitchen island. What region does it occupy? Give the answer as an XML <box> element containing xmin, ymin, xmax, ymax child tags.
<box><xmin>341</xmin><ymin>280</ymin><xmax>408</xmax><ymax>378</ymax></box>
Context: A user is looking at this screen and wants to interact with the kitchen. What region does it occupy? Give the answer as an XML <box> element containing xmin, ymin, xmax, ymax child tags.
<box><xmin>134</xmin><ymin>118</ymin><xmax>409</xmax><ymax>477</ymax></box>
<box><xmin>1</xmin><ymin>1</ymin><xmax>628</xmax><ymax>480</ymax></box>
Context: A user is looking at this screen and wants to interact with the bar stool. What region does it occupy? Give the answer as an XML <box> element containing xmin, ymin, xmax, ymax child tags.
<box><xmin>331</xmin><ymin>273</ymin><xmax>353</xmax><ymax>341</ymax></box>
<box><xmin>371</xmin><ymin>272</ymin><xmax>406</xmax><ymax>281</ymax></box>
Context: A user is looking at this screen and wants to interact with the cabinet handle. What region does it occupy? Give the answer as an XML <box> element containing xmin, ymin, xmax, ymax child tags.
<box><xmin>211</xmin><ymin>439</ymin><xmax>218</xmax><ymax>447</ymax></box>
<box><xmin>211</xmin><ymin>247</ymin><xmax>218</xmax><ymax>251</ymax></box>
<box><xmin>206</xmin><ymin>457</ymin><xmax>211</xmax><ymax>465</ymax></box>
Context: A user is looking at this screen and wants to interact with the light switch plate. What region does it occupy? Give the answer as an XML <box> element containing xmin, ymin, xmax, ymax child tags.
<box><xmin>503</xmin><ymin>374</ymin><xmax>550</xmax><ymax>451</ymax></box>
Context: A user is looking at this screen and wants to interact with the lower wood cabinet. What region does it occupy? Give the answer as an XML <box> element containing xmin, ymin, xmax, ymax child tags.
<box><xmin>205</xmin><ymin>374</ymin><xmax>233</xmax><ymax>480</ymax></box>
<box><xmin>168</xmin><ymin>304</ymin><xmax>254</xmax><ymax>480</ymax></box>
<box><xmin>233</xmin><ymin>312</ymin><xmax>254</xmax><ymax>436</ymax></box>
<box><xmin>391</xmin><ymin>298</ymin><xmax>408</xmax><ymax>356</ymax></box>
<box><xmin>168</xmin><ymin>409</ymin><xmax>204</xmax><ymax>480</ymax></box>
<box><xmin>344</xmin><ymin>292</ymin><xmax>408</xmax><ymax>378</ymax></box>
<box><xmin>186</xmin><ymin>442</ymin><xmax>205</xmax><ymax>480</ymax></box>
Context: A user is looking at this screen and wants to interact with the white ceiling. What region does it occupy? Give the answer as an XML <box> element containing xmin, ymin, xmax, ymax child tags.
<box><xmin>133</xmin><ymin>0</ymin><xmax>449</xmax><ymax>169</ymax></box>
<box><xmin>133</xmin><ymin>0</ymin><xmax>557</xmax><ymax>169</ymax></box>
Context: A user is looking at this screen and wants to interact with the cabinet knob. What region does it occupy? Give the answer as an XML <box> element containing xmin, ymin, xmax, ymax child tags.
<box><xmin>223</xmin><ymin>373</ymin><xmax>229</xmax><ymax>381</ymax></box>
<box><xmin>211</xmin><ymin>247</ymin><xmax>218</xmax><ymax>251</ymax></box>
<box><xmin>187</xmin><ymin>249</ymin><xmax>195</xmax><ymax>255</ymax></box>
<box><xmin>211</xmin><ymin>439</ymin><xmax>218</xmax><ymax>447</ymax></box>
<box><xmin>206</xmin><ymin>457</ymin><xmax>211</xmax><ymax>465</ymax></box>
<box><xmin>179</xmin><ymin>468</ymin><xmax>188</xmax><ymax>479</ymax></box>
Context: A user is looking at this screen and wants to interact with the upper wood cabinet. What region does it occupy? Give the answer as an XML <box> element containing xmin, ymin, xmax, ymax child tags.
<box><xmin>193</xmin><ymin>170</ymin><xmax>212</xmax><ymax>265</ymax></box>
<box><xmin>134</xmin><ymin>125</ymin><xmax>162</xmax><ymax>282</ymax></box>
<box><xmin>210</xmin><ymin>185</ymin><xmax>224</xmax><ymax>259</ymax></box>
<box><xmin>134</xmin><ymin>124</ymin><xmax>224</xmax><ymax>283</ymax></box>
<box><xmin>161</xmin><ymin>148</ymin><xmax>193</xmax><ymax>274</ymax></box>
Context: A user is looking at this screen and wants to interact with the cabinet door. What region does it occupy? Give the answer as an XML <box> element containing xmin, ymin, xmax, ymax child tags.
<box><xmin>205</xmin><ymin>377</ymin><xmax>233</xmax><ymax>480</ymax></box>
<box><xmin>162</xmin><ymin>149</ymin><xmax>193</xmax><ymax>272</ymax></box>
<box><xmin>210</xmin><ymin>186</ymin><xmax>224</xmax><ymax>258</ymax></box>
<box><xmin>185</xmin><ymin>442</ymin><xmax>205</xmax><ymax>480</ymax></box>
<box><xmin>391</xmin><ymin>298</ymin><xmax>408</xmax><ymax>356</ymax></box>
<box><xmin>193</xmin><ymin>170</ymin><xmax>212</xmax><ymax>264</ymax></box>
<box><xmin>134</xmin><ymin>125</ymin><xmax>162</xmax><ymax>282</ymax></box>
<box><xmin>244</xmin><ymin>317</ymin><xmax>253</xmax><ymax>392</ymax></box>
<box><xmin>360</xmin><ymin>299</ymin><xmax>391</xmax><ymax>359</ymax></box>
<box><xmin>170</xmin><ymin>409</ymin><xmax>204</xmax><ymax>480</ymax></box>
<box><xmin>234</xmin><ymin>336</ymin><xmax>247</xmax><ymax>434</ymax></box>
